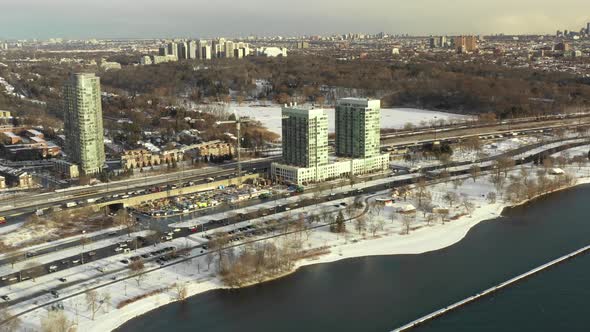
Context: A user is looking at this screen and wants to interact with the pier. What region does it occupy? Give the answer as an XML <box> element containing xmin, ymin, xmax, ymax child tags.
<box><xmin>392</xmin><ymin>244</ymin><xmax>590</xmax><ymax>331</ymax></box>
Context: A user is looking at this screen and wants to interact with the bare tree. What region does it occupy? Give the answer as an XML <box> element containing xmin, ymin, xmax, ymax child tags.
<box><xmin>354</xmin><ymin>215</ymin><xmax>367</xmax><ymax>234</ymax></box>
<box><xmin>129</xmin><ymin>260</ymin><xmax>146</xmax><ymax>287</ymax></box>
<box><xmin>469</xmin><ymin>165</ymin><xmax>481</xmax><ymax>182</ymax></box>
<box><xmin>205</xmin><ymin>251</ymin><xmax>215</xmax><ymax>270</ymax></box>
<box><xmin>369</xmin><ymin>221</ymin><xmax>379</xmax><ymax>237</ymax></box>
<box><xmin>85</xmin><ymin>290</ymin><xmax>110</xmax><ymax>320</ymax></box>
<box><xmin>462</xmin><ymin>198</ymin><xmax>475</xmax><ymax>216</ymax></box>
<box><xmin>40</xmin><ymin>310</ymin><xmax>75</xmax><ymax>332</ymax></box>
<box><xmin>414</xmin><ymin>178</ymin><xmax>431</xmax><ymax>208</ymax></box>
<box><xmin>114</xmin><ymin>209</ymin><xmax>135</xmax><ymax>236</ymax></box>
<box><xmin>174</xmin><ymin>282</ymin><xmax>188</xmax><ymax>301</ymax></box>
<box><xmin>489</xmin><ymin>174</ymin><xmax>506</xmax><ymax>198</ymax></box>
<box><xmin>400</xmin><ymin>214</ymin><xmax>415</xmax><ymax>235</ymax></box>
<box><xmin>496</xmin><ymin>157</ymin><xmax>515</xmax><ymax>178</ymax></box>
<box><xmin>425</xmin><ymin>213</ymin><xmax>436</xmax><ymax>226</ymax></box>
<box><xmin>7</xmin><ymin>250</ymin><xmax>22</xmax><ymax>269</ymax></box>
<box><xmin>0</xmin><ymin>308</ymin><xmax>21</xmax><ymax>332</ymax></box>
<box><xmin>443</xmin><ymin>192</ymin><xmax>459</xmax><ymax>207</ymax></box>
<box><xmin>486</xmin><ymin>192</ymin><xmax>497</xmax><ymax>204</ymax></box>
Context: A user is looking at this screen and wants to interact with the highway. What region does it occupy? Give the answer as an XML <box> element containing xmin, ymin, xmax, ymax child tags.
<box><xmin>0</xmin><ymin>158</ymin><xmax>276</xmax><ymax>217</ymax></box>
<box><xmin>1</xmin><ymin>136</ymin><xmax>588</xmax><ymax>292</ymax></box>
<box><xmin>0</xmin><ymin>115</ymin><xmax>588</xmax><ymax>218</ymax></box>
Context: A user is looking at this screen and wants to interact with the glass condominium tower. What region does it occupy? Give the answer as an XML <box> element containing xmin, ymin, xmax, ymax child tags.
<box><xmin>281</xmin><ymin>104</ymin><xmax>329</xmax><ymax>168</ymax></box>
<box><xmin>63</xmin><ymin>73</ymin><xmax>106</xmax><ymax>175</ymax></box>
<box><xmin>335</xmin><ymin>98</ymin><xmax>381</xmax><ymax>159</ymax></box>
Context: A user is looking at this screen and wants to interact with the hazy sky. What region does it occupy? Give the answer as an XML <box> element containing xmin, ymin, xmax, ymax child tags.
<box><xmin>1</xmin><ymin>0</ymin><xmax>589</xmax><ymax>39</ymax></box>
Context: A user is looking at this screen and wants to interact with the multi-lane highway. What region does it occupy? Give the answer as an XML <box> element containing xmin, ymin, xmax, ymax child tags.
<box><xmin>0</xmin><ymin>158</ymin><xmax>276</xmax><ymax>217</ymax></box>
<box><xmin>1</xmin><ymin>115</ymin><xmax>588</xmax><ymax>218</ymax></box>
<box><xmin>2</xmin><ymin>136</ymin><xmax>588</xmax><ymax>292</ymax></box>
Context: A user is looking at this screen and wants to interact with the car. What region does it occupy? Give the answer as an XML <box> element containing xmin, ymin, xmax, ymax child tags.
<box><xmin>114</xmin><ymin>247</ymin><xmax>123</xmax><ymax>252</ymax></box>
<box><xmin>88</xmin><ymin>251</ymin><xmax>96</xmax><ymax>257</ymax></box>
<box><xmin>130</xmin><ymin>256</ymin><xmax>140</xmax><ymax>261</ymax></box>
<box><xmin>120</xmin><ymin>259</ymin><xmax>129</xmax><ymax>264</ymax></box>
<box><xmin>340</xmin><ymin>202</ymin><xmax>347</xmax><ymax>206</ymax></box>
<box><xmin>1</xmin><ymin>295</ymin><xmax>10</xmax><ymax>301</ymax></box>
<box><xmin>96</xmin><ymin>267</ymin><xmax>105</xmax><ymax>273</ymax></box>
<box><xmin>173</xmin><ymin>228</ymin><xmax>181</xmax><ymax>233</ymax></box>
<box><xmin>141</xmin><ymin>253</ymin><xmax>150</xmax><ymax>259</ymax></box>
<box><xmin>330</xmin><ymin>193</ymin><xmax>336</xmax><ymax>196</ymax></box>
<box><xmin>58</xmin><ymin>277</ymin><xmax>67</xmax><ymax>282</ymax></box>
<box><xmin>71</xmin><ymin>259</ymin><xmax>80</xmax><ymax>264</ymax></box>
<box><xmin>108</xmin><ymin>232</ymin><xmax>118</xmax><ymax>237</ymax></box>
<box><xmin>48</xmin><ymin>265</ymin><xmax>58</xmax><ymax>272</ymax></box>
<box><xmin>61</xmin><ymin>260</ymin><xmax>69</xmax><ymax>265</ymax></box>
<box><xmin>50</xmin><ymin>290</ymin><xmax>59</xmax><ymax>298</ymax></box>
<box><xmin>25</xmin><ymin>252</ymin><xmax>36</xmax><ymax>258</ymax></box>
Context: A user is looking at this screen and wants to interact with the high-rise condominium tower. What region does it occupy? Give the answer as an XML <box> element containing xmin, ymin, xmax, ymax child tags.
<box><xmin>335</xmin><ymin>98</ymin><xmax>381</xmax><ymax>159</ymax></box>
<box><xmin>281</xmin><ymin>104</ymin><xmax>328</xmax><ymax>168</ymax></box>
<box><xmin>63</xmin><ymin>73</ymin><xmax>106</xmax><ymax>175</ymax></box>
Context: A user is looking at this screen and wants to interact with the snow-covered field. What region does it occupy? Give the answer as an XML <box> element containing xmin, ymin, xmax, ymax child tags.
<box><xmin>232</xmin><ymin>104</ymin><xmax>472</xmax><ymax>137</ymax></box>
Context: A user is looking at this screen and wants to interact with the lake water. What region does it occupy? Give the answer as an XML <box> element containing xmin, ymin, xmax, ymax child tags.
<box><xmin>117</xmin><ymin>184</ymin><xmax>590</xmax><ymax>332</ymax></box>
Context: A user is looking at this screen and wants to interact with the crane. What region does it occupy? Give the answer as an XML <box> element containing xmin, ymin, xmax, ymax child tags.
<box><xmin>216</xmin><ymin>110</ymin><xmax>251</xmax><ymax>185</ymax></box>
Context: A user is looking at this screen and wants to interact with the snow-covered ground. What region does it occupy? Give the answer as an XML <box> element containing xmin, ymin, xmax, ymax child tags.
<box><xmin>6</xmin><ymin>143</ymin><xmax>590</xmax><ymax>332</ymax></box>
<box><xmin>232</xmin><ymin>103</ymin><xmax>472</xmax><ymax>137</ymax></box>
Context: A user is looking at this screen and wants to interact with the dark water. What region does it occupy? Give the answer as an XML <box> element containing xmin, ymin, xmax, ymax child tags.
<box><xmin>117</xmin><ymin>185</ymin><xmax>590</xmax><ymax>332</ymax></box>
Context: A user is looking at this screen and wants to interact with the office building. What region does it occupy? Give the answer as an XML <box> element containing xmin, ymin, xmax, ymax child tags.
<box><xmin>335</xmin><ymin>98</ymin><xmax>381</xmax><ymax>159</ymax></box>
<box><xmin>454</xmin><ymin>35</ymin><xmax>478</xmax><ymax>53</ymax></box>
<box><xmin>63</xmin><ymin>73</ymin><xmax>106</xmax><ymax>175</ymax></box>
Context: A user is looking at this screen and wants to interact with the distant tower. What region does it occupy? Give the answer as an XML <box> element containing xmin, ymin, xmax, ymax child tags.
<box><xmin>63</xmin><ymin>73</ymin><xmax>105</xmax><ymax>175</ymax></box>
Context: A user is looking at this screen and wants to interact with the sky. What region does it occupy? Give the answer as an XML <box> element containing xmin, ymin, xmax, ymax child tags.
<box><xmin>1</xmin><ymin>0</ymin><xmax>589</xmax><ymax>39</ymax></box>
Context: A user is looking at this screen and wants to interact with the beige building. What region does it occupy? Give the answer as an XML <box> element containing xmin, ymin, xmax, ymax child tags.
<box><xmin>53</xmin><ymin>159</ymin><xmax>80</xmax><ymax>179</ymax></box>
<box><xmin>121</xmin><ymin>141</ymin><xmax>233</xmax><ymax>170</ymax></box>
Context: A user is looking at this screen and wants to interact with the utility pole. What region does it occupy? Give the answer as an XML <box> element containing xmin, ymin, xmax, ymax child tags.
<box><xmin>216</xmin><ymin>110</ymin><xmax>251</xmax><ymax>185</ymax></box>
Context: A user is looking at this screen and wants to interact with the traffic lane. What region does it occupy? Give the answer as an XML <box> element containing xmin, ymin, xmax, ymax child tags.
<box><xmin>0</xmin><ymin>235</ymin><xmax>152</xmax><ymax>288</ymax></box>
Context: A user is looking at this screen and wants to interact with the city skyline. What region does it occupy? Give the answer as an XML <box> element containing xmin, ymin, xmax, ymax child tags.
<box><xmin>1</xmin><ymin>0</ymin><xmax>589</xmax><ymax>39</ymax></box>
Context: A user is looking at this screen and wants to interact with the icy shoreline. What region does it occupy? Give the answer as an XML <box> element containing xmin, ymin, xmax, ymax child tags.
<box><xmin>96</xmin><ymin>178</ymin><xmax>590</xmax><ymax>332</ymax></box>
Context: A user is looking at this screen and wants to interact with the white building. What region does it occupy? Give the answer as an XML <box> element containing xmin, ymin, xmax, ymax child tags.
<box><xmin>256</xmin><ymin>47</ymin><xmax>288</xmax><ymax>57</ymax></box>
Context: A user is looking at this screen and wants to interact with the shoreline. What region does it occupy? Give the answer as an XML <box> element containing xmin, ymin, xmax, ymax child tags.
<box><xmin>101</xmin><ymin>178</ymin><xmax>590</xmax><ymax>332</ymax></box>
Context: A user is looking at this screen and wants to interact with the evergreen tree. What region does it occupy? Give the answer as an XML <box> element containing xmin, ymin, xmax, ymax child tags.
<box><xmin>336</xmin><ymin>211</ymin><xmax>346</xmax><ymax>233</ymax></box>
